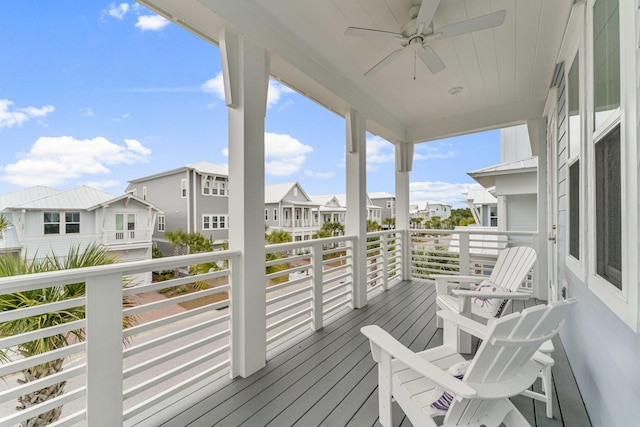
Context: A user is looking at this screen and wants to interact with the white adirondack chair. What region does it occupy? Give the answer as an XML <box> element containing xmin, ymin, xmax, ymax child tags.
<box><xmin>361</xmin><ymin>299</ymin><xmax>577</xmax><ymax>427</ymax></box>
<box><xmin>432</xmin><ymin>246</ymin><xmax>554</xmax><ymax>418</ymax></box>
<box><xmin>433</xmin><ymin>246</ymin><xmax>537</xmax><ymax>332</ymax></box>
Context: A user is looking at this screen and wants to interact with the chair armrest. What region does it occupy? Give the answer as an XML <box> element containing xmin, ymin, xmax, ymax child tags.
<box><xmin>433</xmin><ymin>275</ymin><xmax>484</xmax><ymax>295</ymax></box>
<box><xmin>451</xmin><ymin>290</ymin><xmax>531</xmax><ymax>301</ymax></box>
<box><xmin>436</xmin><ymin>310</ymin><xmax>488</xmax><ymax>341</ymax></box>
<box><xmin>361</xmin><ymin>325</ymin><xmax>476</xmax><ymax>399</ymax></box>
<box><xmin>431</xmin><ymin>274</ymin><xmax>485</xmax><ymax>283</ymax></box>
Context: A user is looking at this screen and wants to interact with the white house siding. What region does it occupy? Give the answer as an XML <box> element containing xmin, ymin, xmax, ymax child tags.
<box><xmin>550</xmin><ymin>3</ymin><xmax>640</xmax><ymax>424</ymax></box>
<box><xmin>505</xmin><ymin>194</ymin><xmax>536</xmax><ymax>232</ymax></box>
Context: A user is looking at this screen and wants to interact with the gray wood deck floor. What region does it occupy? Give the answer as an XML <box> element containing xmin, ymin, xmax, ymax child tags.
<box><xmin>161</xmin><ymin>280</ymin><xmax>591</xmax><ymax>427</ymax></box>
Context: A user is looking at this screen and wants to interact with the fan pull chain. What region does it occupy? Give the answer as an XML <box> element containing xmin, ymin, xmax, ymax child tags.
<box><xmin>413</xmin><ymin>52</ymin><xmax>417</xmax><ymax>80</ymax></box>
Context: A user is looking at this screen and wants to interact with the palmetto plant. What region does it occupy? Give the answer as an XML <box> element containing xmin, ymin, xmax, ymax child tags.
<box><xmin>0</xmin><ymin>243</ymin><xmax>137</xmax><ymax>427</ymax></box>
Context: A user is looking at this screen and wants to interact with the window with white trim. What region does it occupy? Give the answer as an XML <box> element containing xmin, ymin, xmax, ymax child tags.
<box><xmin>203</xmin><ymin>214</ymin><xmax>229</xmax><ymax>230</ymax></box>
<box><xmin>44</xmin><ymin>212</ymin><xmax>60</xmax><ymax>235</ymax></box>
<box><xmin>142</xmin><ymin>186</ymin><xmax>147</xmax><ymax>200</ymax></box>
<box><xmin>273</xmin><ymin>209</ymin><xmax>278</xmax><ymax>221</ymax></box>
<box><xmin>158</xmin><ymin>215</ymin><xmax>165</xmax><ymax>232</ymax></box>
<box><xmin>65</xmin><ymin>212</ymin><xmax>80</xmax><ymax>234</ymax></box>
<box><xmin>181</xmin><ymin>179</ymin><xmax>187</xmax><ymax>198</ymax></box>
<box><xmin>568</xmin><ymin>53</ymin><xmax>581</xmax><ymax>261</ymax></box>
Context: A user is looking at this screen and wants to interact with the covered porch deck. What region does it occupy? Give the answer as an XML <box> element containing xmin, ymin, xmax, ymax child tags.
<box><xmin>156</xmin><ymin>280</ymin><xmax>590</xmax><ymax>427</ymax></box>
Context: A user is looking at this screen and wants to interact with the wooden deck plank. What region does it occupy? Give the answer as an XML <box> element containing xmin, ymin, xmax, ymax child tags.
<box><xmin>160</xmin><ymin>280</ymin><xmax>590</xmax><ymax>427</ymax></box>
<box><xmin>241</xmin><ymin>284</ymin><xmax>436</xmax><ymax>425</ymax></box>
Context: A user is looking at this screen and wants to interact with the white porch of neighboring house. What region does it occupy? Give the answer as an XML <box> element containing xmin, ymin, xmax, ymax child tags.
<box><xmin>2</xmin><ymin>0</ymin><xmax>640</xmax><ymax>426</ymax></box>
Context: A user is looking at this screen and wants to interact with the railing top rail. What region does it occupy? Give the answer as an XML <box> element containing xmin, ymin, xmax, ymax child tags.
<box><xmin>266</xmin><ymin>235</ymin><xmax>356</xmax><ymax>253</ymax></box>
<box><xmin>409</xmin><ymin>228</ymin><xmax>538</xmax><ymax>237</ymax></box>
<box><xmin>0</xmin><ymin>250</ymin><xmax>241</xmax><ymax>291</ymax></box>
<box><xmin>366</xmin><ymin>230</ymin><xmax>402</xmax><ymax>237</ymax></box>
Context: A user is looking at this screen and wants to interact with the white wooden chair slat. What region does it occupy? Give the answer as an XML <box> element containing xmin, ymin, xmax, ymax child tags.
<box><xmin>362</xmin><ymin>299</ymin><xmax>577</xmax><ymax>427</ymax></box>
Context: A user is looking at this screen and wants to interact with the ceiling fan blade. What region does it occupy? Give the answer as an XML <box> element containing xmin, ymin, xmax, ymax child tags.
<box><xmin>435</xmin><ymin>10</ymin><xmax>506</xmax><ymax>39</ymax></box>
<box><xmin>345</xmin><ymin>26</ymin><xmax>405</xmax><ymax>39</ymax></box>
<box><xmin>416</xmin><ymin>0</ymin><xmax>441</xmax><ymax>28</ymax></box>
<box><xmin>364</xmin><ymin>48</ymin><xmax>405</xmax><ymax>76</ymax></box>
<box><xmin>417</xmin><ymin>46</ymin><xmax>445</xmax><ymax>74</ymax></box>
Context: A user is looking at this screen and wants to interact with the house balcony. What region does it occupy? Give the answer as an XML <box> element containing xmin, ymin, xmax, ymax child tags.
<box><xmin>103</xmin><ymin>229</ymin><xmax>152</xmax><ymax>246</ymax></box>
<box><xmin>0</xmin><ymin>229</ymin><xmax>587</xmax><ymax>426</ymax></box>
<box><xmin>281</xmin><ymin>219</ymin><xmax>319</xmax><ymax>229</ymax></box>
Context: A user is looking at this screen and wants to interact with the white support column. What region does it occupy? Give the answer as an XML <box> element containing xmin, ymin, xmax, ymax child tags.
<box><xmin>395</xmin><ymin>142</ymin><xmax>413</xmax><ymax>281</ymax></box>
<box><xmin>345</xmin><ymin>108</ymin><xmax>367</xmax><ymax>308</ymax></box>
<box><xmin>221</xmin><ymin>27</ymin><xmax>269</xmax><ymax>377</ymax></box>
<box><xmin>86</xmin><ymin>273</ymin><xmax>123</xmax><ymax>426</ymax></box>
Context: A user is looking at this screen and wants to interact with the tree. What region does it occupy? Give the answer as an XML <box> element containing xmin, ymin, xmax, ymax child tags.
<box><xmin>0</xmin><ymin>243</ymin><xmax>136</xmax><ymax>426</ymax></box>
<box><xmin>382</xmin><ymin>217</ymin><xmax>395</xmax><ymax>229</ymax></box>
<box><xmin>164</xmin><ymin>229</ymin><xmax>189</xmax><ymax>277</ymax></box>
<box><xmin>265</xmin><ymin>230</ymin><xmax>292</xmax><ymax>285</ymax></box>
<box><xmin>366</xmin><ymin>219</ymin><xmax>381</xmax><ymax>232</ymax></box>
<box><xmin>321</xmin><ymin>221</ymin><xmax>344</xmax><ymax>237</ymax></box>
<box><xmin>0</xmin><ymin>214</ymin><xmax>9</xmax><ymax>236</ymax></box>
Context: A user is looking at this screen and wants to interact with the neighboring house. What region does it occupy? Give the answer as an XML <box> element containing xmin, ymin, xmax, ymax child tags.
<box><xmin>265</xmin><ymin>182</ymin><xmax>320</xmax><ymax>241</ymax></box>
<box><xmin>126</xmin><ymin>161</ymin><xmax>229</xmax><ymax>256</ymax></box>
<box><xmin>410</xmin><ymin>200</ymin><xmax>452</xmax><ymax>224</ymax></box>
<box><xmin>0</xmin><ymin>186</ymin><xmax>160</xmax><ymax>274</ymax></box>
<box><xmin>468</xmin><ymin>125</ymin><xmax>538</xmax><ymax>232</ymax></box>
<box><xmin>311</xmin><ymin>193</ymin><xmax>381</xmax><ymax>227</ymax></box>
<box><xmin>464</xmin><ymin>188</ymin><xmax>498</xmax><ymax>227</ymax></box>
<box><xmin>368</xmin><ymin>192</ymin><xmax>395</xmax><ymax>228</ymax></box>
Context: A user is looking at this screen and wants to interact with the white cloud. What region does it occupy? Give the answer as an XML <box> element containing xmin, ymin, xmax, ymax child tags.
<box><xmin>201</xmin><ymin>73</ymin><xmax>225</xmax><ymax>101</ymax></box>
<box><xmin>107</xmin><ymin>3</ymin><xmax>129</xmax><ymax>20</ymax></box>
<box><xmin>304</xmin><ymin>170</ymin><xmax>336</xmax><ymax>179</ymax></box>
<box><xmin>367</xmin><ymin>136</ymin><xmax>395</xmax><ymax>164</ymax></box>
<box><xmin>410</xmin><ymin>181</ymin><xmax>482</xmax><ymax>208</ymax></box>
<box><xmin>135</xmin><ymin>15</ymin><xmax>170</xmax><ymax>31</ymax></box>
<box><xmin>2</xmin><ymin>136</ymin><xmax>152</xmax><ymax>187</ymax></box>
<box><xmin>220</xmin><ymin>133</ymin><xmax>313</xmax><ymax>176</ymax></box>
<box><xmin>413</xmin><ymin>143</ymin><xmax>456</xmax><ymax>161</ymax></box>
<box><xmin>265</xmin><ymin>132</ymin><xmax>313</xmax><ymax>176</ymax></box>
<box><xmin>201</xmin><ymin>73</ymin><xmax>293</xmax><ymax>108</ymax></box>
<box><xmin>84</xmin><ymin>180</ymin><xmax>121</xmax><ymax>190</ymax></box>
<box><xmin>79</xmin><ymin>107</ymin><xmax>94</xmax><ymax>117</ymax></box>
<box><xmin>0</xmin><ymin>99</ymin><xmax>54</xmax><ymax>129</ymax></box>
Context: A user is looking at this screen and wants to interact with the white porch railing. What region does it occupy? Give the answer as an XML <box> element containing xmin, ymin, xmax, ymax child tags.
<box><xmin>0</xmin><ymin>228</ymin><xmax>536</xmax><ymax>425</ymax></box>
<box><xmin>410</xmin><ymin>228</ymin><xmax>537</xmax><ymax>291</ymax></box>
<box><xmin>103</xmin><ymin>229</ymin><xmax>152</xmax><ymax>245</ymax></box>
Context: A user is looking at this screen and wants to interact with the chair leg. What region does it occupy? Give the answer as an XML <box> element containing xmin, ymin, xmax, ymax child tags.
<box><xmin>542</xmin><ymin>365</ymin><xmax>553</xmax><ymax>418</ymax></box>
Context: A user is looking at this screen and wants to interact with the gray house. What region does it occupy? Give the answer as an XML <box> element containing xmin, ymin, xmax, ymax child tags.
<box><xmin>368</xmin><ymin>191</ymin><xmax>395</xmax><ymax>228</ymax></box>
<box><xmin>126</xmin><ymin>161</ymin><xmax>229</xmax><ymax>255</ymax></box>
<box><xmin>265</xmin><ymin>182</ymin><xmax>320</xmax><ymax>241</ymax></box>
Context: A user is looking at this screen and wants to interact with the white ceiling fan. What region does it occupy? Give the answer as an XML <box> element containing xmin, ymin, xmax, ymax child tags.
<box><xmin>345</xmin><ymin>0</ymin><xmax>506</xmax><ymax>76</ymax></box>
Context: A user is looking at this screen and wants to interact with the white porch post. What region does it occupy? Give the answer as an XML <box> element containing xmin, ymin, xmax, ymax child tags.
<box><xmin>395</xmin><ymin>142</ymin><xmax>413</xmax><ymax>281</ymax></box>
<box><xmin>85</xmin><ymin>273</ymin><xmax>123</xmax><ymax>426</ymax></box>
<box><xmin>220</xmin><ymin>27</ymin><xmax>268</xmax><ymax>377</ymax></box>
<box><xmin>345</xmin><ymin>108</ymin><xmax>367</xmax><ymax>308</ymax></box>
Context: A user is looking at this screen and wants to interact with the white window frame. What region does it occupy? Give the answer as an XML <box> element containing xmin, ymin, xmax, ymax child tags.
<box><xmin>565</xmin><ymin>44</ymin><xmax>585</xmax><ymax>279</ymax></box>
<box><xmin>585</xmin><ymin>0</ymin><xmax>639</xmax><ymax>331</ymax></box>
<box><xmin>181</xmin><ymin>179</ymin><xmax>187</xmax><ymax>198</ymax></box>
<box><xmin>65</xmin><ymin>212</ymin><xmax>80</xmax><ymax>234</ymax></box>
<box><xmin>43</xmin><ymin>211</ymin><xmax>60</xmax><ymax>235</ymax></box>
<box><xmin>158</xmin><ymin>215</ymin><xmax>165</xmax><ymax>232</ymax></box>
<box><xmin>202</xmin><ymin>214</ymin><xmax>229</xmax><ymax>230</ymax></box>
<box><xmin>142</xmin><ymin>186</ymin><xmax>147</xmax><ymax>200</ymax></box>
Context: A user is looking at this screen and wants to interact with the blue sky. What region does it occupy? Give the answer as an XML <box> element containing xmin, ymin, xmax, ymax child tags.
<box><xmin>0</xmin><ymin>1</ymin><xmax>499</xmax><ymax>208</ymax></box>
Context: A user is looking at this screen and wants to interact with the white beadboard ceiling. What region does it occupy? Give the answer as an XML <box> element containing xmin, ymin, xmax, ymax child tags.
<box><xmin>137</xmin><ymin>0</ymin><xmax>572</xmax><ymax>144</ymax></box>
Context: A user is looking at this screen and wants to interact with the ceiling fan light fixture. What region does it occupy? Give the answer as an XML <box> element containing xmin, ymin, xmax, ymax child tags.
<box><xmin>448</xmin><ymin>86</ymin><xmax>463</xmax><ymax>95</ymax></box>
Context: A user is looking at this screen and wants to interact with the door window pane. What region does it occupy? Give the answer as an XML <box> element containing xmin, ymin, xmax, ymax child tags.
<box><xmin>593</xmin><ymin>0</ymin><xmax>620</xmax><ymax>129</ymax></box>
<box><xmin>595</xmin><ymin>124</ymin><xmax>621</xmax><ymax>289</ymax></box>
